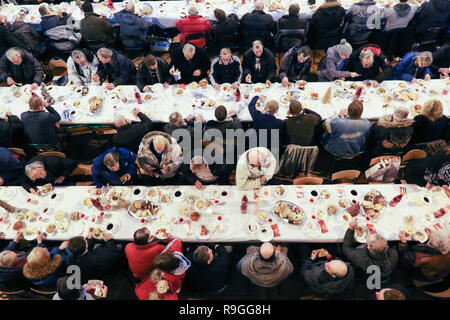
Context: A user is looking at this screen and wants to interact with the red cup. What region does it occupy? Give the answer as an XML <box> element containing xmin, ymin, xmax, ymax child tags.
<box><xmin>268</xmin><ymin>218</ymin><xmax>273</xmax><ymax>223</ymax></box>
<box><xmin>140</xmin><ymin>219</ymin><xmax>145</xmax><ymax>223</ymax></box>
<box><xmin>312</xmin><ymin>215</ymin><xmax>316</xmax><ymax>219</ymax></box>
<box><xmin>310</xmin><ymin>198</ymin><xmax>314</xmax><ymax>203</ymax></box>
<box><xmin>218</xmin><ymin>216</ymin><xmax>222</xmax><ymax>221</ymax></box>
<box><xmin>366</xmin><ymin>216</ymin><xmax>370</xmax><ymax>221</ymax></box>
<box><xmin>99</xmin><ymin>212</ymin><xmax>105</xmax><ymax>217</ymax></box>
<box><xmin>179</xmin><ymin>218</ymin><xmax>184</xmax><ymax>223</ymax></box>
<box><xmin>27</xmin><ymin>198</ymin><xmax>31</xmax><ymax>202</ymax></box>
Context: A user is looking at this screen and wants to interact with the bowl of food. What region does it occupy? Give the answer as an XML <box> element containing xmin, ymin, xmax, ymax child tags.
<box><xmin>196</xmin><ymin>224</ymin><xmax>212</xmax><ymax>240</ymax></box>
<box><xmin>160</xmin><ymin>192</ymin><xmax>172</xmax><ymax>205</ymax></box>
<box><xmin>172</xmin><ymin>189</ymin><xmax>185</xmax><ymax>202</ymax></box>
<box><xmin>128</xmin><ymin>200</ymin><xmax>160</xmax><ymax>221</ymax></box>
<box><xmin>256</xmin><ymin>210</ymin><xmax>268</xmax><ymax>224</ymax></box>
<box><xmin>154</xmin><ymin>225</ymin><xmax>171</xmax><ymax>240</ymax></box>
<box><xmin>361</xmin><ymin>190</ymin><xmax>386</xmax><ymax>219</ymax></box>
<box><xmin>246</xmin><ymin>217</ymin><xmax>260</xmax><ymax>234</ymax></box>
<box><xmin>273</xmin><ymin>201</ymin><xmax>306</xmax><ymax>225</ymax></box>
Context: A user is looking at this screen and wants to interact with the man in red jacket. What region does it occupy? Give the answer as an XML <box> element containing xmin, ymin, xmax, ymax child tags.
<box><xmin>125</xmin><ymin>227</ymin><xmax>172</xmax><ymax>280</ymax></box>
<box><xmin>176</xmin><ymin>5</ymin><xmax>212</xmax><ymax>48</ymax></box>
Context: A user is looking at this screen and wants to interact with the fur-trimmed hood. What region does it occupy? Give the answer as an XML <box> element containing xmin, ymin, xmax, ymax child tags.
<box><xmin>318</xmin><ymin>1</ymin><xmax>342</xmax><ymax>10</ymax></box>
<box><xmin>23</xmin><ymin>254</ymin><xmax>62</xmax><ymax>281</ymax></box>
<box><xmin>377</xmin><ymin>117</ymin><xmax>414</xmax><ymax>128</ymax></box>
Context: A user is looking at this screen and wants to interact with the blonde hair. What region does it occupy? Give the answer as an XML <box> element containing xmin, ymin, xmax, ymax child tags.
<box><xmin>0</xmin><ymin>251</ymin><xmax>18</xmax><ymax>268</ymax></box>
<box><xmin>360</xmin><ymin>49</ymin><xmax>374</xmax><ymax>61</ymax></box>
<box><xmin>428</xmin><ymin>230</ymin><xmax>450</xmax><ymax>255</ymax></box>
<box><xmin>169</xmin><ymin>112</ymin><xmax>185</xmax><ymax>127</ymax></box>
<box><xmin>27</xmin><ymin>247</ymin><xmax>50</xmax><ymax>266</ymax></box>
<box><xmin>415</xmin><ymin>51</ymin><xmax>433</xmax><ymax>67</ymax></box>
<box><xmin>265</xmin><ymin>100</ymin><xmax>279</xmax><ymax>114</ymax></box>
<box><xmin>421</xmin><ymin>99</ymin><xmax>443</xmax><ymax>121</ymax></box>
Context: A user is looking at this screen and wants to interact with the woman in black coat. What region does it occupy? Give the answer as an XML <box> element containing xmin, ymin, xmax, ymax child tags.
<box><xmin>404</xmin><ymin>155</ymin><xmax>450</xmax><ymax>187</ymax></box>
<box><xmin>411</xmin><ymin>99</ymin><xmax>449</xmax><ymax>144</ymax></box>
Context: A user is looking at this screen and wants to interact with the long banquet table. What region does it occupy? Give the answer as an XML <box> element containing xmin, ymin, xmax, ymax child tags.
<box><xmin>0</xmin><ymin>184</ymin><xmax>448</xmax><ymax>243</ymax></box>
<box><xmin>1</xmin><ymin>79</ymin><xmax>449</xmax><ymax>125</ymax></box>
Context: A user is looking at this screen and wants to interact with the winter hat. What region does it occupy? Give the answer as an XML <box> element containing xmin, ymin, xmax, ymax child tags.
<box><xmin>336</xmin><ymin>39</ymin><xmax>353</xmax><ymax>57</ymax></box>
<box><xmin>393</xmin><ymin>106</ymin><xmax>409</xmax><ymax>121</ymax></box>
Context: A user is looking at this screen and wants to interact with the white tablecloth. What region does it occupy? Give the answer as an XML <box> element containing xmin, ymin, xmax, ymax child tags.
<box><xmin>0</xmin><ymin>184</ymin><xmax>448</xmax><ymax>243</ymax></box>
<box><xmin>1</xmin><ymin>79</ymin><xmax>449</xmax><ymax>124</ymax></box>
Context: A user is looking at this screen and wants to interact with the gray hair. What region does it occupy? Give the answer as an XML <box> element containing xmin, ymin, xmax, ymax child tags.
<box><xmin>182</xmin><ymin>43</ymin><xmax>196</xmax><ymax>56</ymax></box>
<box><xmin>220</xmin><ymin>48</ymin><xmax>231</xmax><ymax>56</ymax></box>
<box><xmin>114</xmin><ymin>115</ymin><xmax>129</xmax><ymax>128</ymax></box>
<box><xmin>428</xmin><ymin>229</ymin><xmax>450</xmax><ymax>255</ymax></box>
<box><xmin>169</xmin><ymin>112</ymin><xmax>185</xmax><ymax>127</ymax></box>
<box><xmin>0</xmin><ymin>251</ymin><xmax>17</xmax><ymax>268</ymax></box>
<box><xmin>71</xmin><ymin>50</ymin><xmax>87</xmax><ymax>63</ymax></box>
<box><xmin>6</xmin><ymin>48</ymin><xmax>22</xmax><ymax>62</ymax></box>
<box><xmin>188</xmin><ymin>5</ymin><xmax>198</xmax><ymax>15</ymax></box>
<box><xmin>367</xmin><ymin>234</ymin><xmax>388</xmax><ymax>257</ymax></box>
<box><xmin>125</xmin><ymin>2</ymin><xmax>135</xmax><ymax>13</ymax></box>
<box><xmin>254</xmin><ymin>0</ymin><xmax>264</xmax><ymax>10</ymax></box>
<box><xmin>252</xmin><ymin>40</ymin><xmax>263</xmax><ymax>50</ymax></box>
<box><xmin>97</xmin><ymin>47</ymin><xmax>113</xmax><ymax>59</ymax></box>
<box><xmin>360</xmin><ymin>49</ymin><xmax>374</xmax><ymax>61</ymax></box>
<box><xmin>25</xmin><ymin>161</ymin><xmax>45</xmax><ymax>181</ymax></box>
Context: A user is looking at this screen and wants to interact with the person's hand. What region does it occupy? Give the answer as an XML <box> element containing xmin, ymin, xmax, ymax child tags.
<box><xmin>120</xmin><ymin>173</ymin><xmax>131</xmax><ymax>183</ymax></box>
<box><xmin>59</xmin><ymin>240</ymin><xmax>69</xmax><ymax>250</ymax></box>
<box><xmin>92</xmin><ymin>74</ymin><xmax>100</xmax><ymax>82</ymax></box>
<box><xmin>232</xmin><ymin>82</ymin><xmax>239</xmax><ymax>89</ymax></box>
<box><xmin>0</xmin><ymin>177</ymin><xmax>3</xmax><ymax>186</ymax></box>
<box><xmin>214</xmin><ymin>84</ymin><xmax>220</xmax><ymax>90</ymax></box>
<box><xmin>37</xmin><ymin>231</ymin><xmax>46</xmax><ymax>244</ymax></box>
<box><xmin>339</xmin><ymin>108</ymin><xmax>348</xmax><ymax>117</ymax></box>
<box><xmin>6</xmin><ymin>77</ymin><xmax>16</xmax><ymax>85</ymax></box>
<box><xmin>265</xmin><ymin>80</ymin><xmax>271</xmax><ymax>87</ymax></box>
<box><xmin>424</xmin><ymin>74</ymin><xmax>431</xmax><ymax>81</ymax></box>
<box><xmin>195</xmin><ymin>114</ymin><xmax>203</xmax><ymax>122</ymax></box>
<box><xmin>321</xmin><ymin>249</ymin><xmax>333</xmax><ymax>260</ymax></box>
<box><xmin>195</xmin><ymin>180</ymin><xmax>203</xmax><ymax>190</ymax></box>
<box><xmin>30</xmin><ymin>188</ymin><xmax>38</xmax><ymax>195</ymax></box>
<box><xmin>260</xmin><ymin>176</ymin><xmax>267</xmax><ymax>184</ymax></box>
<box><xmin>424</xmin><ymin>227</ymin><xmax>432</xmax><ymax>239</ymax></box>
<box><xmin>311</xmin><ymin>250</ymin><xmax>318</xmax><ymax>260</ymax></box>
<box><xmin>106</xmin><ymin>83</ymin><xmax>115</xmax><ymax>90</ymax></box>
<box><xmin>367</xmin><ymin>226</ymin><xmax>377</xmax><ymax>235</ymax></box>
<box><xmin>193</xmin><ymin>69</ymin><xmax>202</xmax><ymax>77</ymax></box>
<box><xmin>340</xmin><ymin>77</ymin><xmax>346</xmax><ymax>81</ymax></box>
<box><xmin>87</xmin><ymin>227</ymin><xmax>94</xmax><ymax>239</ymax></box>
<box><xmin>398</xmin><ymin>230</ymin><xmax>407</xmax><ymax>243</ymax></box>
<box><xmin>5</xmin><ymin>112</ymin><xmax>12</xmax><ymax>118</ymax></box>
<box><xmin>14</xmin><ymin>231</ymin><xmax>23</xmax><ymax>243</ymax></box>
<box><xmin>169</xmin><ymin>66</ymin><xmax>175</xmax><ymax>75</ymax></box>
<box><xmin>30</xmin><ymin>83</ymin><xmax>39</xmax><ymax>91</ymax></box>
<box><xmin>349</xmin><ymin>220</ymin><xmax>358</xmax><ymax>230</ymax></box>
<box><xmin>103</xmin><ymin>233</ymin><xmax>112</xmax><ymax>241</ymax></box>
<box><xmin>442</xmin><ymin>185</ymin><xmax>450</xmax><ymax>199</ymax></box>
<box><xmin>281</xmin><ymin>77</ymin><xmax>289</xmax><ymax>87</ymax></box>
<box><xmin>145</xmin><ymin>166</ymin><xmax>155</xmax><ymax>176</ymax></box>
<box><xmin>411</xmin><ymin>78</ymin><xmax>417</xmax><ymax>84</ymax></box>
<box><xmin>228</xmin><ymin>110</ymin><xmax>237</xmax><ymax>117</ymax></box>
<box><xmin>350</xmin><ymin>72</ymin><xmax>360</xmax><ymax>78</ymax></box>
<box><xmin>186</xmin><ymin>114</ymin><xmax>195</xmax><ymax>122</ymax></box>
<box><xmin>372</xmin><ymin>80</ymin><xmax>379</xmax><ymax>88</ymax></box>
<box><xmin>55</xmin><ymin>176</ymin><xmax>65</xmax><ymax>184</ymax></box>
<box><xmin>245</xmin><ymin>74</ymin><xmax>251</xmax><ymax>83</ymax></box>
<box><xmin>161</xmin><ymin>165</ymin><xmax>169</xmax><ymax>175</ymax></box>
<box><xmin>425</xmin><ymin>182</ymin><xmax>434</xmax><ymax>190</ymax></box>
<box><xmin>163</xmin><ymin>82</ymin><xmax>170</xmax><ymax>88</ymax></box>
<box><xmin>143</xmin><ymin>86</ymin><xmax>150</xmax><ymax>92</ymax></box>
<box><xmin>133</xmin><ymin>108</ymin><xmax>141</xmax><ymax>118</ymax></box>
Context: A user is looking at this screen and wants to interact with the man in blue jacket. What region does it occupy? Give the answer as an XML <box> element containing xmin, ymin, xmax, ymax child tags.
<box><xmin>114</xmin><ymin>2</ymin><xmax>149</xmax><ymax>49</ymax></box>
<box><xmin>390</xmin><ymin>51</ymin><xmax>433</xmax><ymax>82</ymax></box>
<box><xmin>0</xmin><ymin>147</ymin><xmax>25</xmax><ymax>186</ymax></box>
<box><xmin>91</xmin><ymin>147</ymin><xmax>137</xmax><ymax>189</ymax></box>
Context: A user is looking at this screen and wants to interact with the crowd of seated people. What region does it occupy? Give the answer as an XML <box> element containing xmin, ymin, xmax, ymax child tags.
<box><xmin>0</xmin><ymin>0</ymin><xmax>448</xmax><ymax>300</ymax></box>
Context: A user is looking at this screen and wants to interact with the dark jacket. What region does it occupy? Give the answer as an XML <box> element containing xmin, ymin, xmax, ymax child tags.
<box><xmin>40</xmin><ymin>14</ymin><xmax>68</xmax><ymax>32</ymax></box>
<box><xmin>91</xmin><ymin>147</ymin><xmax>137</xmax><ymax>188</ymax></box>
<box><xmin>248</xmin><ymin>96</ymin><xmax>288</xmax><ymax>150</ymax></box>
<box><xmin>80</xmin><ymin>12</ymin><xmax>113</xmax><ymax>43</ymax></box>
<box><xmin>0</xmin><ymin>115</ymin><xmax>23</xmax><ymax>148</ymax></box>
<box><xmin>0</xmin><ymin>147</ymin><xmax>26</xmax><ymax>185</ymax></box>
<box><xmin>277</xmin><ymin>14</ymin><xmax>308</xmax><ymax>31</ymax></box>
<box><xmin>404</xmin><ymin>155</ymin><xmax>450</xmax><ymax>187</ymax></box>
<box><xmin>114</xmin><ymin>9</ymin><xmax>148</xmax><ymax>48</ymax></box>
<box><xmin>204</xmin><ymin>115</ymin><xmax>243</xmax><ymax>138</ymax></box>
<box><xmin>344</xmin><ymin>0</ymin><xmax>377</xmax><ymax>42</ymax></box>
<box><xmin>369</xmin><ymin>117</ymin><xmax>414</xmax><ymax>156</ymax></box>
<box><xmin>20</xmin><ymin>155</ymin><xmax>78</xmax><ymax>192</ymax></box>
<box><xmin>170</xmin><ymin>46</ymin><xmax>210</xmax><ymax>84</ymax></box>
<box><xmin>343</xmin><ymin>44</ymin><xmax>393</xmax><ymax>82</ymax></box>
<box><xmin>0</xmin><ymin>48</ymin><xmax>45</xmax><ymax>85</ymax></box>
<box><xmin>97</xmin><ymin>49</ymin><xmax>136</xmax><ymax>86</ymax></box>
<box><xmin>185</xmin><ymin>245</ymin><xmax>232</xmax><ymax>293</ymax></box>
<box><xmin>307</xmin><ymin>1</ymin><xmax>346</xmax><ymax>50</ymax></box>
<box><xmin>411</xmin><ymin>0</ymin><xmax>450</xmax><ymax>30</ymax></box>
<box><xmin>209</xmin><ymin>55</ymin><xmax>242</xmax><ymax>86</ymax></box>
<box><xmin>342</xmin><ymin>229</ymin><xmax>399</xmax><ymax>280</ymax></box>
<box><xmin>411</xmin><ymin>115</ymin><xmax>448</xmax><ymax>144</ymax></box>
<box><xmin>301</xmin><ymin>258</ymin><xmax>355</xmax><ymax>295</ymax></box>
<box><xmin>20</xmin><ymin>106</ymin><xmax>61</xmax><ymax>146</ymax></box>
<box><xmin>66</xmin><ymin>238</ymin><xmax>123</xmax><ymax>284</ymax></box>
<box><xmin>211</xmin><ymin>14</ymin><xmax>240</xmax><ymax>50</ymax></box>
<box><xmin>181</xmin><ymin>160</ymin><xmax>232</xmax><ymax>185</ymax></box>
<box><xmin>242</xmin><ymin>47</ymin><xmax>277</xmax><ymax>83</ymax></box>
<box><xmin>136</xmin><ymin>58</ymin><xmax>172</xmax><ymax>91</ymax></box>
<box><xmin>430</xmin><ymin>45</ymin><xmax>450</xmax><ymax>76</ymax></box>
<box><xmin>284</xmin><ymin>109</ymin><xmax>322</xmax><ymax>146</ymax></box>
<box><xmin>113</xmin><ymin>112</ymin><xmax>153</xmax><ymax>153</ymax></box>
<box><xmin>279</xmin><ymin>46</ymin><xmax>312</xmax><ymax>81</ymax></box>
<box><xmin>9</xmin><ymin>21</ymin><xmax>44</xmax><ymax>57</ymax></box>
<box><xmin>275</xmin><ymin>14</ymin><xmax>308</xmax><ymax>50</ymax></box>
<box><xmin>0</xmin><ymin>241</ymin><xmax>34</xmax><ymax>291</ymax></box>
<box><xmin>240</xmin><ymin>10</ymin><xmax>276</xmax><ymax>48</ymax></box>
<box><xmin>0</xmin><ymin>25</ymin><xmax>23</xmax><ymax>58</ymax></box>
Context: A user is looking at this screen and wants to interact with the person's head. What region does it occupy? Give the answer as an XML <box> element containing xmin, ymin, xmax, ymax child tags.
<box><xmin>336</xmin><ymin>39</ymin><xmax>353</xmax><ymax>60</ymax></box>
<box><xmin>125</xmin><ymin>2</ymin><xmax>135</xmax><ymax>13</ymax></box>
<box><xmin>325</xmin><ymin>260</ymin><xmax>348</xmax><ymax>279</ymax></box>
<box><xmin>81</xmin><ymin>1</ymin><xmax>93</xmax><ymax>13</ymax></box>
<box><xmin>215</xmin><ymin>105</ymin><xmax>227</xmax><ymax>121</ymax></box>
<box><xmin>6</xmin><ymin>48</ymin><xmax>22</xmax><ymax>66</ymax></box>
<box><xmin>214</xmin><ymin>8</ymin><xmax>226</xmax><ymax>22</ymax></box>
<box><xmin>152</xmin><ymin>136</ymin><xmax>168</xmax><ymax>154</ymax></box>
<box><xmin>190</xmin><ymin>156</ymin><xmax>208</xmax><ymax>173</ymax></box>
<box><xmin>25</xmin><ymin>161</ymin><xmax>46</xmax><ymax>181</ymax></box>
<box><xmin>367</xmin><ymin>234</ymin><xmax>388</xmax><ymax>258</ymax></box>
<box><xmin>154</xmin><ymin>252</ymin><xmax>180</xmax><ymax>273</ymax></box>
<box><xmin>376</xmin><ymin>288</ymin><xmax>406</xmax><ymax>300</ymax></box>
<box><xmin>414</xmin><ymin>51</ymin><xmax>433</xmax><ymax>68</ymax></box>
<box><xmin>252</xmin><ymin>40</ymin><xmax>264</xmax><ymax>57</ymax></box>
<box><xmin>114</xmin><ymin>115</ymin><xmax>129</xmax><ymax>128</ymax></box>
<box><xmin>143</xmin><ymin>54</ymin><xmax>158</xmax><ymax>70</ymax></box>
<box><xmin>133</xmin><ymin>227</ymin><xmax>152</xmax><ymax>245</ymax></box>
<box><xmin>168</xmin><ymin>112</ymin><xmax>185</xmax><ymax>128</ymax></box>
<box><xmin>96</xmin><ymin>48</ymin><xmax>113</xmax><ymax>64</ymax></box>
<box><xmin>297</xmin><ymin>46</ymin><xmax>312</xmax><ymax>64</ymax></box>
<box><xmin>421</xmin><ymin>99</ymin><xmax>443</xmax><ymax>121</ymax></box>
<box><xmin>0</xmin><ymin>250</ymin><xmax>18</xmax><ymax>269</ymax></box>
<box><xmin>188</xmin><ymin>5</ymin><xmax>199</xmax><ymax>15</ymax></box>
<box><xmin>27</xmin><ymin>246</ymin><xmax>50</xmax><ymax>266</ymax></box>
<box><xmin>193</xmin><ymin>245</ymin><xmax>214</xmax><ymax>264</ymax></box>
<box><xmin>56</xmin><ymin>276</ymin><xmax>84</xmax><ymax>300</ymax></box>
<box><xmin>71</xmin><ymin>50</ymin><xmax>88</xmax><ymax>67</ymax></box>
<box><xmin>348</xmin><ymin>100</ymin><xmax>364</xmax><ymax>119</ymax></box>
<box><xmin>220</xmin><ymin>48</ymin><xmax>232</xmax><ymax>65</ymax></box>
<box><xmin>438</xmin><ymin>163</ymin><xmax>450</xmax><ymax>185</ymax></box>
<box><xmin>390</xmin><ymin>107</ymin><xmax>408</xmax><ymax>122</ymax></box>
<box><xmin>427</xmin><ymin>229</ymin><xmax>450</xmax><ymax>255</ymax></box>
<box><xmin>289</xmin><ymin>100</ymin><xmax>303</xmax><ymax>116</ymax></box>
<box><xmin>265</xmin><ymin>100</ymin><xmax>279</xmax><ymax>115</ymax></box>
<box><xmin>68</xmin><ymin>236</ymin><xmax>88</xmax><ymax>256</ymax></box>
<box><xmin>28</xmin><ymin>96</ymin><xmax>44</xmax><ymax>111</ymax></box>
<box><xmin>103</xmin><ymin>151</ymin><xmax>120</xmax><ymax>172</ymax></box>
<box><xmin>288</xmin><ymin>3</ymin><xmax>300</xmax><ymax>16</ymax></box>
<box><xmin>259</xmin><ymin>242</ymin><xmax>275</xmax><ymax>261</ymax></box>
<box><xmin>247</xmin><ymin>149</ymin><xmax>262</xmax><ymax>167</ymax></box>
<box><xmin>359</xmin><ymin>49</ymin><xmax>375</xmax><ymax>69</ymax></box>
<box><xmin>182</xmin><ymin>43</ymin><xmax>196</xmax><ymax>61</ymax></box>
<box><xmin>38</xmin><ymin>4</ymin><xmax>50</xmax><ymax>16</ymax></box>
<box><xmin>254</xmin><ymin>0</ymin><xmax>264</xmax><ymax>10</ymax></box>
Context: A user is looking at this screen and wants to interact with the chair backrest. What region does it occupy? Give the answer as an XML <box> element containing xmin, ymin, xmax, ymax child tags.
<box><xmin>276</xmin><ymin>28</ymin><xmax>306</xmax><ymax>51</ymax></box>
<box><xmin>71</xmin><ymin>164</ymin><xmax>92</xmax><ymax>176</ymax></box>
<box><xmin>279</xmin><ymin>145</ymin><xmax>319</xmax><ymax>178</ymax></box>
<box><xmin>293</xmin><ymin>177</ymin><xmax>323</xmax><ymax>185</ymax></box>
<box><xmin>369</xmin><ymin>155</ymin><xmax>400</xmax><ymax>167</ymax></box>
<box><xmin>331</xmin><ymin>170</ymin><xmax>361</xmax><ymax>184</ymax></box>
<box><xmin>39</xmin><ymin>151</ymin><xmax>66</xmax><ymax>158</ymax></box>
<box><xmin>8</xmin><ymin>147</ymin><xmax>26</xmax><ymax>156</ymax></box>
<box><xmin>402</xmin><ymin>149</ymin><xmax>427</xmax><ymax>163</ymax></box>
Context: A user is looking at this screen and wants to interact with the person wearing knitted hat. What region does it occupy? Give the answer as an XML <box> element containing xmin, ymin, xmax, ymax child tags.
<box><xmin>368</xmin><ymin>106</ymin><xmax>414</xmax><ymax>156</ymax></box>
<box><xmin>317</xmin><ymin>39</ymin><xmax>360</xmax><ymax>81</ymax></box>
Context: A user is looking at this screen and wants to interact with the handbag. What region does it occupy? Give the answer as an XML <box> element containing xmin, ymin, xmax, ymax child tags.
<box><xmin>365</xmin><ymin>157</ymin><xmax>400</xmax><ymax>182</ymax></box>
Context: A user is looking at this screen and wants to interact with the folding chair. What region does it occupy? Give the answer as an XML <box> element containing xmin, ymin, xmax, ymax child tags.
<box><xmin>39</xmin><ymin>151</ymin><xmax>66</xmax><ymax>158</ymax></box>
<box><xmin>8</xmin><ymin>147</ymin><xmax>26</xmax><ymax>156</ymax></box>
<box><xmin>331</xmin><ymin>170</ymin><xmax>361</xmax><ymax>184</ymax></box>
<box><xmin>293</xmin><ymin>177</ymin><xmax>323</xmax><ymax>185</ymax></box>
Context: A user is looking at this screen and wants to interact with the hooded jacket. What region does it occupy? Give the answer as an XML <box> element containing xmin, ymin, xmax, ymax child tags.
<box><xmin>317</xmin><ymin>44</ymin><xmax>353</xmax><ymax>81</ymax></box>
<box><xmin>137</xmin><ymin>131</ymin><xmax>182</xmax><ymax>179</ymax></box>
<box><xmin>279</xmin><ymin>46</ymin><xmax>312</xmax><ymax>81</ymax></box>
<box><xmin>411</xmin><ymin>0</ymin><xmax>450</xmax><ymax>29</ymax></box>
<box><xmin>342</xmin><ymin>229</ymin><xmax>399</xmax><ymax>280</ymax></box>
<box><xmin>344</xmin><ymin>0</ymin><xmax>377</xmax><ymax>41</ymax></box>
<box><xmin>412</xmin><ymin>114</ymin><xmax>448</xmax><ymax>144</ymax></box>
<box><xmin>383</xmin><ymin>3</ymin><xmax>417</xmax><ymax>31</ymax></box>
<box><xmin>136</xmin><ymin>57</ymin><xmax>172</xmax><ymax>91</ymax></box>
<box><xmin>113</xmin><ymin>112</ymin><xmax>153</xmax><ymax>153</ymax></box>
<box><xmin>176</xmin><ymin>14</ymin><xmax>212</xmax><ymax>48</ymax></box>
<box><xmin>0</xmin><ymin>48</ymin><xmax>44</xmax><ymax>85</ymax></box>
<box><xmin>369</xmin><ymin>116</ymin><xmax>414</xmax><ymax>156</ymax></box>
<box><xmin>391</xmin><ymin>52</ymin><xmax>432</xmax><ymax>81</ymax></box>
<box><xmin>40</xmin><ymin>14</ymin><xmax>68</xmax><ymax>32</ymax></box>
<box><xmin>97</xmin><ymin>49</ymin><xmax>136</xmax><ymax>86</ymax></box>
<box><xmin>114</xmin><ymin>9</ymin><xmax>148</xmax><ymax>48</ymax></box>
<box><xmin>235</xmin><ymin>147</ymin><xmax>277</xmax><ymax>190</ymax></box>
<box><xmin>0</xmin><ymin>25</ymin><xmax>23</xmax><ymax>58</ymax></box>
<box><xmin>0</xmin><ymin>147</ymin><xmax>25</xmax><ymax>184</ymax></box>
<box><xmin>242</xmin><ymin>47</ymin><xmax>277</xmax><ymax>83</ymax></box>
<box><xmin>239</xmin><ymin>246</ymin><xmax>294</xmax><ymax>287</ymax></box>
<box><xmin>211</xmin><ymin>14</ymin><xmax>240</xmax><ymax>49</ymax></box>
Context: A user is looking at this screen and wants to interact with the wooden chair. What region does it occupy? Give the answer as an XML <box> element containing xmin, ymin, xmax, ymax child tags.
<box><xmin>331</xmin><ymin>170</ymin><xmax>361</xmax><ymax>184</ymax></box>
<box><xmin>368</xmin><ymin>156</ymin><xmax>401</xmax><ymax>184</ymax></box>
<box><xmin>329</xmin><ymin>151</ymin><xmax>366</xmax><ymax>180</ymax></box>
<box><xmin>8</xmin><ymin>148</ymin><xmax>26</xmax><ymax>156</ymax></box>
<box><xmin>397</xmin><ymin>149</ymin><xmax>427</xmax><ymax>183</ymax></box>
<box><xmin>30</xmin><ymin>287</ymin><xmax>57</xmax><ymax>296</ymax></box>
<box><xmin>39</xmin><ymin>151</ymin><xmax>66</xmax><ymax>158</ymax></box>
<box><xmin>293</xmin><ymin>177</ymin><xmax>323</xmax><ymax>185</ymax></box>
<box><xmin>89</xmin><ymin>125</ymin><xmax>117</xmax><ymax>151</ymax></box>
<box><xmin>71</xmin><ymin>164</ymin><xmax>92</xmax><ymax>176</ymax></box>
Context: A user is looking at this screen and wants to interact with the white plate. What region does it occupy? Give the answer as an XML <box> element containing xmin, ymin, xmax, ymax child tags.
<box><xmin>259</xmin><ymin>187</ymin><xmax>274</xmax><ymax>201</ymax></box>
<box><xmin>304</xmin><ymin>221</ymin><xmax>320</xmax><ymax>238</ymax></box>
<box><xmin>257</xmin><ymin>224</ymin><xmax>274</xmax><ymax>242</ymax></box>
<box><xmin>159</xmin><ymin>192</ymin><xmax>172</xmax><ymax>205</ymax></box>
<box><xmin>146</xmin><ymin>187</ymin><xmax>160</xmax><ymax>202</ymax></box>
<box><xmin>103</xmin><ymin>218</ymin><xmax>120</xmax><ymax>234</ymax></box>
<box><xmin>56</xmin><ymin>218</ymin><xmax>70</xmax><ymax>233</ymax></box>
<box><xmin>195</xmin><ymin>223</ymin><xmax>213</xmax><ymax>240</ymax></box>
<box><xmin>23</xmin><ymin>224</ymin><xmax>41</xmax><ymax>241</ymax></box>
<box><xmin>154</xmin><ymin>224</ymin><xmax>172</xmax><ymax>240</ymax></box>
<box><xmin>172</xmin><ymin>189</ymin><xmax>186</xmax><ymax>202</ymax></box>
<box><xmin>354</xmin><ymin>227</ymin><xmax>368</xmax><ymax>243</ymax></box>
<box><xmin>203</xmin><ymin>185</ymin><xmax>220</xmax><ymax>199</ymax></box>
<box><xmin>131</xmin><ymin>187</ymin><xmax>146</xmax><ymax>200</ymax></box>
<box><xmin>0</xmin><ymin>188</ymin><xmax>17</xmax><ymax>201</ymax></box>
<box><xmin>245</xmin><ymin>217</ymin><xmax>260</xmax><ymax>234</ymax></box>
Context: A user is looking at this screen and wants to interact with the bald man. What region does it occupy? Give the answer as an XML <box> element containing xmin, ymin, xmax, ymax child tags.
<box><xmin>137</xmin><ymin>131</ymin><xmax>183</xmax><ymax>184</ymax></box>
<box><xmin>113</xmin><ymin>108</ymin><xmax>153</xmax><ymax>153</ymax></box>
<box><xmin>237</xmin><ymin>242</ymin><xmax>293</xmax><ymax>287</ymax></box>
<box><xmin>114</xmin><ymin>1</ymin><xmax>148</xmax><ymax>49</ymax></box>
<box><xmin>236</xmin><ymin>147</ymin><xmax>277</xmax><ymax>190</ymax></box>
